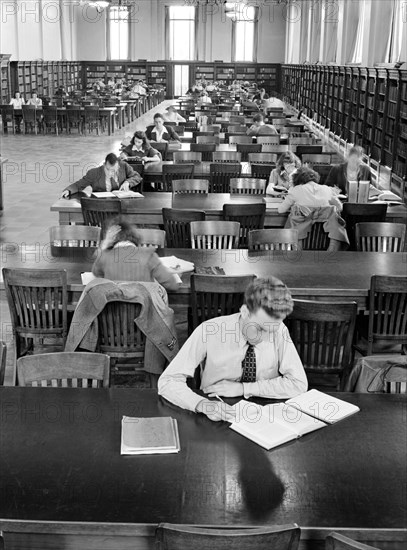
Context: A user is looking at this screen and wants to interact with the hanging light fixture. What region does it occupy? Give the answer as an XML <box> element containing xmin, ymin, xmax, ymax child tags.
<box><xmin>87</xmin><ymin>1</ymin><xmax>111</xmax><ymax>11</ymax></box>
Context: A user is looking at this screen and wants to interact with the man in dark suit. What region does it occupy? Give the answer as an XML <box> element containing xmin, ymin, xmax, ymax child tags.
<box><xmin>61</xmin><ymin>153</ymin><xmax>142</xmax><ymax>198</ymax></box>
<box><xmin>145</xmin><ymin>113</ymin><xmax>181</xmax><ymax>143</ymax></box>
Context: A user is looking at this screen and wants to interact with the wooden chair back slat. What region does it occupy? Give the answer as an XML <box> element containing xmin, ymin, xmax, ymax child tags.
<box><xmin>172</xmin><ymin>179</ymin><xmax>209</xmax><ymax>194</ymax></box>
<box><xmin>300</xmin><ymin>222</ymin><xmax>330</xmax><ymax>250</ymax></box>
<box><xmin>325</xmin><ymin>532</ymin><xmax>381</xmax><ymax>549</ymax></box>
<box><xmin>162</xmin><ymin>164</ymin><xmax>195</xmax><ymax>192</ymax></box>
<box><xmin>135</xmin><ymin>228</ymin><xmax>166</xmax><ymax>248</ymax></box>
<box><xmin>342</xmin><ymin>203</ymin><xmax>388</xmax><ymax>251</ymax></box>
<box><xmin>250</xmin><ymin>163</ymin><xmax>275</xmax><ymax>179</ymax></box>
<box><xmin>230</xmin><ymin>178</ymin><xmax>266</xmax><ymax>195</ymax></box>
<box><xmin>223</xmin><ymin>203</ymin><xmax>266</xmax><ymax>248</ymax></box>
<box><xmin>196</xmin><ymin>135</ymin><xmax>220</xmax><ymax>145</ymax></box>
<box><xmin>213</xmin><ymin>152</ymin><xmax>242</xmax><ymax>163</ymax></box>
<box><xmin>190</xmin><ymin>221</ymin><xmax>240</xmax><ymax>249</ymax></box>
<box><xmin>248</xmin><ymin>229</ymin><xmax>299</xmax><ymax>251</ymax></box>
<box><xmin>236</xmin><ymin>143</ymin><xmax>262</xmax><ymax>161</ymax></box>
<box><xmin>190</xmin><ymin>143</ymin><xmax>216</xmax><ymax>161</ymax></box>
<box><xmin>156</xmin><ymin>523</ymin><xmax>301</xmax><ymax>550</ymax></box>
<box><xmin>248</xmin><ymin>153</ymin><xmax>278</xmax><ymax>164</ymax></box>
<box><xmin>210</xmin><ymin>163</ymin><xmax>242</xmax><ymax>193</ymax></box>
<box><xmin>173</xmin><ymin>152</ymin><xmax>202</xmax><ymax>164</ymax></box>
<box><xmin>286</xmin><ymin>300</ymin><xmax>357</xmax><ymax>390</ymax></box>
<box><xmin>229</xmin><ymin>135</ymin><xmax>252</xmax><ymax>145</ymax></box>
<box><xmin>162</xmin><ymin>208</ymin><xmax>206</xmax><ymax>248</ymax></box>
<box><xmin>49</xmin><ymin>225</ymin><xmax>101</xmax><ymax>255</ymax></box>
<box><xmin>17</xmin><ymin>352</ymin><xmax>110</xmax><ymax>388</ymax></box>
<box><xmin>80</xmin><ymin>198</ymin><xmax>121</xmax><ymax>236</ymax></box>
<box><xmin>256</xmin><ymin>136</ymin><xmax>281</xmax><ymax>145</ymax></box>
<box><xmin>355</xmin><ymin>222</ymin><xmax>406</xmax><ymax>252</ymax></box>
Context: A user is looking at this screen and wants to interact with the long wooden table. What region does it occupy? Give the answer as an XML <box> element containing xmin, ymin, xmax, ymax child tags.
<box><xmin>0</xmin><ymin>389</ymin><xmax>405</xmax><ymax>549</ymax></box>
<box><xmin>51</xmin><ymin>192</ymin><xmax>286</xmax><ymax>226</ymax></box>
<box><xmin>1</xmin><ymin>249</ymin><xmax>406</xmax><ymax>310</ymax></box>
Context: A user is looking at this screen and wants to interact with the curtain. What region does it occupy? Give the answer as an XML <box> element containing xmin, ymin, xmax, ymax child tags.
<box><xmin>310</xmin><ymin>1</ymin><xmax>323</xmax><ymax>62</ymax></box>
<box><xmin>300</xmin><ymin>1</ymin><xmax>310</xmax><ymax>62</ymax></box>
<box><xmin>349</xmin><ymin>0</ymin><xmax>366</xmax><ymax>63</ymax></box>
<box><xmin>385</xmin><ymin>0</ymin><xmax>405</xmax><ymax>62</ymax></box>
<box><xmin>323</xmin><ymin>1</ymin><xmax>338</xmax><ymax>63</ymax></box>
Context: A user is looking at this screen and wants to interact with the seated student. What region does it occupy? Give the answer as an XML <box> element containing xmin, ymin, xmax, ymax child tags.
<box><xmin>92</xmin><ymin>217</ymin><xmax>181</xmax><ymax>292</ymax></box>
<box><xmin>55</xmin><ymin>86</ymin><xmax>68</xmax><ymax>98</ymax></box>
<box><xmin>197</xmin><ymin>91</ymin><xmax>212</xmax><ymax>106</ymax></box>
<box><xmin>158</xmin><ymin>277</ymin><xmax>307</xmax><ymax>420</ymax></box>
<box><xmin>131</xmin><ymin>80</ymin><xmax>147</xmax><ymax>96</ymax></box>
<box><xmin>145</xmin><ymin>113</ymin><xmax>181</xmax><ymax>143</ymax></box>
<box><xmin>266</xmin><ymin>152</ymin><xmax>301</xmax><ymax>194</ymax></box>
<box><xmin>262</xmin><ymin>96</ymin><xmax>286</xmax><ymax>113</ymax></box>
<box><xmin>163</xmin><ymin>105</ymin><xmax>186</xmax><ymax>123</ymax></box>
<box><xmin>120</xmin><ymin>130</ymin><xmax>161</xmax><ymax>163</ymax></box>
<box><xmin>278</xmin><ymin>166</ymin><xmax>342</xmax><ymax>214</ymax></box>
<box><xmin>9</xmin><ymin>91</ymin><xmax>25</xmax><ymax>108</ymax></box>
<box><xmin>241</xmin><ymin>93</ymin><xmax>260</xmax><ymax>111</ymax></box>
<box><xmin>246</xmin><ymin>113</ymin><xmax>278</xmax><ymax>136</ymax></box>
<box><xmin>61</xmin><ymin>153</ymin><xmax>142</xmax><ymax>198</ymax></box>
<box><xmin>26</xmin><ymin>92</ymin><xmax>43</xmax><ymax>107</ymax></box>
<box><xmin>325</xmin><ymin>145</ymin><xmax>372</xmax><ymax>194</ymax></box>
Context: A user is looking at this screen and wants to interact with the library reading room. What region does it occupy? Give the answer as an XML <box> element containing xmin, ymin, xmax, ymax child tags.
<box><xmin>0</xmin><ymin>0</ymin><xmax>406</xmax><ymax>548</ymax></box>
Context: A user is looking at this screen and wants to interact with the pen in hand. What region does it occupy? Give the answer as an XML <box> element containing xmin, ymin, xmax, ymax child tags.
<box><xmin>213</xmin><ymin>394</ymin><xmax>225</xmax><ymax>403</ymax></box>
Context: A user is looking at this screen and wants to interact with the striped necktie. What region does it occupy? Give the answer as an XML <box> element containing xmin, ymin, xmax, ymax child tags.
<box><xmin>241</xmin><ymin>343</ymin><xmax>257</xmax><ymax>383</ymax></box>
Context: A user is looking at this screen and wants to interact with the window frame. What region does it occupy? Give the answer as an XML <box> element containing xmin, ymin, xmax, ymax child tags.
<box><xmin>107</xmin><ymin>4</ymin><xmax>131</xmax><ymax>61</ymax></box>
<box><xmin>165</xmin><ymin>5</ymin><xmax>198</xmax><ymax>62</ymax></box>
<box><xmin>231</xmin><ymin>6</ymin><xmax>259</xmax><ymax>63</ymax></box>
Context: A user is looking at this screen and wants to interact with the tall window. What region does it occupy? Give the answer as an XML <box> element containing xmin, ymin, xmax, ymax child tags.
<box><xmin>108</xmin><ymin>6</ymin><xmax>129</xmax><ymax>60</ymax></box>
<box><xmin>167</xmin><ymin>6</ymin><xmax>196</xmax><ymax>61</ymax></box>
<box><xmin>231</xmin><ymin>4</ymin><xmax>257</xmax><ymax>62</ymax></box>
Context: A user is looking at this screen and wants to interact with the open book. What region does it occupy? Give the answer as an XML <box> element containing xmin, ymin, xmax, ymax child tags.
<box><xmin>121</xmin><ymin>416</ymin><xmax>180</xmax><ymax>455</ymax></box>
<box><xmin>159</xmin><ymin>256</ymin><xmax>195</xmax><ymax>273</ymax></box>
<box><xmin>92</xmin><ymin>190</ymin><xmax>144</xmax><ymax>199</ymax></box>
<box><xmin>230</xmin><ymin>390</ymin><xmax>359</xmax><ymax>450</ymax></box>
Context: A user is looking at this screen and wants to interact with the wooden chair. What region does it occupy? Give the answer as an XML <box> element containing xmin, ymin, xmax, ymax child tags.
<box><xmin>289</xmin><ymin>137</ymin><xmax>315</xmax><ymax>145</ymax></box>
<box><xmin>249</xmin><ymin>153</ymin><xmax>278</xmax><ymax>164</ymax></box>
<box><xmin>355</xmin><ymin>222</ymin><xmax>406</xmax><ymax>252</ymax></box>
<box><xmin>249</xmin><ymin>228</ymin><xmax>299</xmax><ymax>250</ymax></box>
<box><xmin>230</xmin><ymin>178</ymin><xmax>266</xmax><ymax>195</ymax></box>
<box><xmin>285</xmin><ymin>300</ymin><xmax>357</xmax><ymax>390</ymax></box>
<box><xmin>135</xmin><ymin>228</ymin><xmax>166</xmax><ymax>248</ymax></box>
<box><xmin>229</xmin><ymin>115</ymin><xmax>246</xmax><ymax>124</ymax></box>
<box><xmin>83</xmin><ymin>106</ymin><xmax>100</xmax><ymax>135</ymax></box>
<box><xmin>1</xmin><ymin>105</ymin><xmax>16</xmax><ymax>134</ymax></box>
<box><xmin>313</xmin><ymin>163</ymin><xmax>331</xmax><ymax>185</ymax></box>
<box><xmin>196</xmin><ymin>135</ymin><xmax>220</xmax><ymax>145</ymax></box>
<box><xmin>302</xmin><ymin>153</ymin><xmax>332</xmax><ymax>165</ymax></box>
<box><xmin>80</xmin><ymin>197</ymin><xmax>121</xmax><ymax>236</ymax></box>
<box><xmin>257</xmin><ymin>135</ymin><xmax>281</xmax><ymax>145</ymax></box>
<box><xmin>49</xmin><ymin>225</ymin><xmax>101</xmax><ymax>256</ymax></box>
<box><xmin>172</xmin><ymin>179</ymin><xmax>209</xmax><ymax>194</ymax></box>
<box><xmin>210</xmin><ymin>163</ymin><xmax>242</xmax><ymax>193</ymax></box>
<box><xmin>162</xmin><ymin>208</ymin><xmax>206</xmax><ymax>248</ymax></box>
<box><xmin>223</xmin><ymin>202</ymin><xmax>266</xmax><ymax>248</ymax></box>
<box><xmin>354</xmin><ymin>275</ymin><xmax>407</xmax><ymax>356</ymax></box>
<box><xmin>342</xmin><ymin>203</ymin><xmax>388</xmax><ymax>251</ymax></box>
<box><xmin>190</xmin><ymin>274</ymin><xmax>256</xmax><ymax>331</ymax></box>
<box><xmin>173</xmin><ymin>152</ymin><xmax>202</xmax><ymax>164</ymax></box>
<box><xmin>325</xmin><ymin>532</ymin><xmax>380</xmax><ymax>550</ymax></box>
<box><xmin>172</xmin><ymin>125</ymin><xmax>184</xmax><ymax>136</ymax></box>
<box><xmin>236</xmin><ymin>143</ymin><xmax>262</xmax><ymax>161</ymax></box>
<box><xmin>213</xmin><ymin>152</ymin><xmax>242</xmax><ymax>163</ymax></box>
<box><xmin>0</xmin><ymin>341</ymin><xmax>6</xmax><ymax>386</ymax></box>
<box><xmin>2</xmin><ymin>268</ymin><xmax>68</xmax><ymax>360</ymax></box>
<box><xmin>153</xmin><ymin>142</ymin><xmax>169</xmax><ymax>161</ymax></box>
<box><xmin>300</xmin><ymin>222</ymin><xmax>330</xmax><ymax>250</ymax></box>
<box><xmin>261</xmin><ymin>144</ymin><xmax>290</xmax><ymax>154</ymax></box>
<box><xmin>66</xmin><ymin>105</ymin><xmax>83</xmax><ymax>134</ymax></box>
<box><xmin>184</xmin><ymin>120</ymin><xmax>198</xmax><ymax>132</ymax></box>
<box><xmin>296</xmin><ymin>145</ymin><xmax>323</xmax><ymax>158</ymax></box>
<box><xmin>22</xmin><ymin>105</ymin><xmax>41</xmax><ymax>134</ymax></box>
<box><xmin>383</xmin><ymin>364</ymin><xmax>407</xmax><ymax>394</ymax></box>
<box><xmin>250</xmin><ymin>163</ymin><xmax>275</xmax><ymax>179</ymax></box>
<box><xmin>97</xmin><ymin>301</ymin><xmax>149</xmax><ymax>381</ymax></box>
<box><xmin>42</xmin><ymin>106</ymin><xmax>59</xmax><ymax>135</ymax></box>
<box><xmin>17</xmin><ymin>352</ymin><xmax>110</xmax><ymax>388</ymax></box>
<box><xmin>200</xmin><ymin>124</ymin><xmax>221</xmax><ymax>133</ymax></box>
<box><xmin>162</xmin><ymin>164</ymin><xmax>195</xmax><ymax>192</ymax></box>
<box><xmin>190</xmin><ymin>143</ymin><xmax>216</xmax><ymax>161</ymax></box>
<box><xmin>190</xmin><ymin>221</ymin><xmax>240</xmax><ymax>249</ymax></box>
<box><xmin>229</xmin><ymin>135</ymin><xmax>253</xmax><ymax>145</ymax></box>
<box><xmin>228</xmin><ymin>124</ymin><xmax>247</xmax><ymax>133</ymax></box>
<box><xmin>156</xmin><ymin>523</ymin><xmax>301</xmax><ymax>550</ymax></box>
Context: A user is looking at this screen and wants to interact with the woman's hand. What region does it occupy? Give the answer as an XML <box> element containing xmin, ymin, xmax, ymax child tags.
<box><xmin>119</xmin><ymin>181</ymin><xmax>131</xmax><ymax>192</ymax></box>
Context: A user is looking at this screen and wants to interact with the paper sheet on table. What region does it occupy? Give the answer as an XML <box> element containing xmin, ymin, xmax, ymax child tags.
<box><xmin>159</xmin><ymin>256</ymin><xmax>195</xmax><ymax>273</ymax></box>
<box><xmin>81</xmin><ymin>272</ymin><xmax>97</xmax><ymax>285</ymax></box>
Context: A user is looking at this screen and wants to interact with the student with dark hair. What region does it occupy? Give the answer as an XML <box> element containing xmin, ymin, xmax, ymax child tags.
<box><xmin>266</xmin><ymin>152</ymin><xmax>302</xmax><ymax>194</ymax></box>
<box><xmin>61</xmin><ymin>153</ymin><xmax>142</xmax><ymax>197</ymax></box>
<box><xmin>91</xmin><ymin>217</ymin><xmax>181</xmax><ymax>291</ymax></box>
<box><xmin>325</xmin><ymin>145</ymin><xmax>372</xmax><ymax>193</ymax></box>
<box><xmin>246</xmin><ymin>113</ymin><xmax>278</xmax><ymax>136</ymax></box>
<box><xmin>158</xmin><ymin>277</ymin><xmax>307</xmax><ymax>420</ymax></box>
<box><xmin>120</xmin><ymin>130</ymin><xmax>161</xmax><ymax>163</ymax></box>
<box><xmin>145</xmin><ymin>113</ymin><xmax>181</xmax><ymax>142</ymax></box>
<box><xmin>277</xmin><ymin>166</ymin><xmax>342</xmax><ymax>214</ymax></box>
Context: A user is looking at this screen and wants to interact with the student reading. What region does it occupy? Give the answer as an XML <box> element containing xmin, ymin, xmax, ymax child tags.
<box><xmin>61</xmin><ymin>153</ymin><xmax>141</xmax><ymax>197</ymax></box>
<box><xmin>158</xmin><ymin>277</ymin><xmax>308</xmax><ymax>422</ymax></box>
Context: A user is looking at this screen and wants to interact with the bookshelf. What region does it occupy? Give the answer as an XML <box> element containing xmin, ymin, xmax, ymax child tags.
<box><xmin>1</xmin><ymin>54</ymin><xmax>11</xmax><ymax>103</ymax></box>
<box><xmin>10</xmin><ymin>61</ymin><xmax>81</xmax><ymax>98</ymax></box>
<box><xmin>281</xmin><ymin>64</ymin><xmax>407</xmax><ymax>180</ymax></box>
<box><xmin>147</xmin><ymin>63</ymin><xmax>167</xmax><ymax>87</ymax></box>
<box><xmin>194</xmin><ymin>64</ymin><xmax>214</xmax><ymax>82</ymax></box>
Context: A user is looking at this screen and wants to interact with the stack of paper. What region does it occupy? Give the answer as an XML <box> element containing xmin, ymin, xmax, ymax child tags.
<box><xmin>92</xmin><ymin>191</ymin><xmax>144</xmax><ymax>199</ymax></box>
<box><xmin>160</xmin><ymin>256</ymin><xmax>195</xmax><ymax>273</ymax></box>
<box><xmin>121</xmin><ymin>416</ymin><xmax>180</xmax><ymax>455</ymax></box>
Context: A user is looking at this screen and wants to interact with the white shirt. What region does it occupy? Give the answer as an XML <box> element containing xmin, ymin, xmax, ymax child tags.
<box><xmin>158</xmin><ymin>312</ymin><xmax>308</xmax><ymax>412</ymax></box>
<box><xmin>163</xmin><ymin>111</ymin><xmax>186</xmax><ymax>123</ymax></box>
<box><xmin>278</xmin><ymin>181</ymin><xmax>339</xmax><ymax>213</ymax></box>
<box><xmin>152</xmin><ymin>126</ymin><xmax>166</xmax><ymax>142</ymax></box>
<box><xmin>10</xmin><ymin>98</ymin><xmax>25</xmax><ymax>108</ymax></box>
<box><xmin>199</xmin><ymin>95</ymin><xmax>212</xmax><ymax>104</ymax></box>
<box><xmin>26</xmin><ymin>98</ymin><xmax>42</xmax><ymax>106</ymax></box>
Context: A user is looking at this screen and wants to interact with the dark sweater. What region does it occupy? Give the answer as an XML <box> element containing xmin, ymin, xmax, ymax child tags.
<box><xmin>325</xmin><ymin>163</ymin><xmax>372</xmax><ymax>194</ymax></box>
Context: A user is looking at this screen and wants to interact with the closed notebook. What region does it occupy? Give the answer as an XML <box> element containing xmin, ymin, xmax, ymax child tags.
<box><xmin>286</xmin><ymin>389</ymin><xmax>360</xmax><ymax>424</ymax></box>
<box><xmin>92</xmin><ymin>191</ymin><xmax>144</xmax><ymax>199</ymax></box>
<box><xmin>121</xmin><ymin>416</ymin><xmax>180</xmax><ymax>455</ymax></box>
<box><xmin>230</xmin><ymin>400</ymin><xmax>326</xmax><ymax>450</ymax></box>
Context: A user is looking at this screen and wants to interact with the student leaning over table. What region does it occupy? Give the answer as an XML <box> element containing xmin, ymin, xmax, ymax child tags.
<box><xmin>158</xmin><ymin>277</ymin><xmax>307</xmax><ymax>422</ymax></box>
<box><xmin>60</xmin><ymin>153</ymin><xmax>142</xmax><ymax>198</ymax></box>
